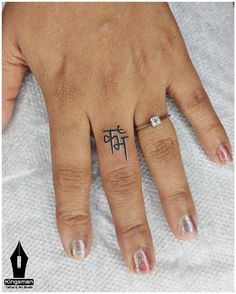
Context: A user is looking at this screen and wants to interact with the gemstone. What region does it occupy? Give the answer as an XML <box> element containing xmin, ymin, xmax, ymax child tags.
<box><xmin>150</xmin><ymin>116</ymin><xmax>161</xmax><ymax>127</ymax></box>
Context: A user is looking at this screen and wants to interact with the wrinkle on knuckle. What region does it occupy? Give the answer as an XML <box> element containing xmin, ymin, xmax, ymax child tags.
<box><xmin>57</xmin><ymin>210</ymin><xmax>90</xmax><ymax>226</ymax></box>
<box><xmin>181</xmin><ymin>87</ymin><xmax>208</xmax><ymax>113</ymax></box>
<box><xmin>158</xmin><ymin>26</ymin><xmax>179</xmax><ymax>54</ymax></box>
<box><xmin>203</xmin><ymin>121</ymin><xmax>223</xmax><ymax>134</ymax></box>
<box><xmin>116</xmin><ymin>221</ymin><xmax>147</xmax><ymax>237</ymax></box>
<box><xmin>144</xmin><ymin>137</ymin><xmax>177</xmax><ymax>163</ymax></box>
<box><xmin>104</xmin><ymin>166</ymin><xmax>138</xmax><ymax>194</ymax></box>
<box><xmin>51</xmin><ymin>119</ymin><xmax>82</xmax><ymax>140</ymax></box>
<box><xmin>54</xmin><ymin>164</ymin><xmax>90</xmax><ymax>192</ymax></box>
<box><xmin>163</xmin><ymin>190</ymin><xmax>190</xmax><ymax>206</ymax></box>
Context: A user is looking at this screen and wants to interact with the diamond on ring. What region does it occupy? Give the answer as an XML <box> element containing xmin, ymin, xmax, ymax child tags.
<box><xmin>150</xmin><ymin>116</ymin><xmax>161</xmax><ymax>127</ymax></box>
<box><xmin>135</xmin><ymin>113</ymin><xmax>169</xmax><ymax>131</ymax></box>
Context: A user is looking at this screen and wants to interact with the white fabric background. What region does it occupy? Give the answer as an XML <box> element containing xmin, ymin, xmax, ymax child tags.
<box><xmin>2</xmin><ymin>3</ymin><xmax>234</xmax><ymax>292</ymax></box>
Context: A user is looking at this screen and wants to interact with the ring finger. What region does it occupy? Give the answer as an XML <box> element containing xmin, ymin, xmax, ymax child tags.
<box><xmin>135</xmin><ymin>91</ymin><xmax>198</xmax><ymax>240</ymax></box>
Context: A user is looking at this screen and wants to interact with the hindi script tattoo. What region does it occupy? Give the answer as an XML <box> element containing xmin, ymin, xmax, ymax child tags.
<box><xmin>103</xmin><ymin>126</ymin><xmax>129</xmax><ymax>160</ymax></box>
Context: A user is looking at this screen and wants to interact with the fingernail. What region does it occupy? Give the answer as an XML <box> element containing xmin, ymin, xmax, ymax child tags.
<box><xmin>133</xmin><ymin>247</ymin><xmax>153</xmax><ymax>273</ymax></box>
<box><xmin>216</xmin><ymin>143</ymin><xmax>232</xmax><ymax>164</ymax></box>
<box><xmin>179</xmin><ymin>214</ymin><xmax>197</xmax><ymax>237</ymax></box>
<box><xmin>70</xmin><ymin>237</ymin><xmax>87</xmax><ymax>259</ymax></box>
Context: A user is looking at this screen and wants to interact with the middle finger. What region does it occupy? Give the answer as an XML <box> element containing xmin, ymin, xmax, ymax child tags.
<box><xmin>90</xmin><ymin>106</ymin><xmax>155</xmax><ymax>274</ymax></box>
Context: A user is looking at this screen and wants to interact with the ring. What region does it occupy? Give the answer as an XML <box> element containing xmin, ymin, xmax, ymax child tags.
<box><xmin>135</xmin><ymin>113</ymin><xmax>170</xmax><ymax>131</ymax></box>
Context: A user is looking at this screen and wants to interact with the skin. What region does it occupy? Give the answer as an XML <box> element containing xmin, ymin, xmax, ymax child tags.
<box><xmin>3</xmin><ymin>3</ymin><xmax>232</xmax><ymax>273</ymax></box>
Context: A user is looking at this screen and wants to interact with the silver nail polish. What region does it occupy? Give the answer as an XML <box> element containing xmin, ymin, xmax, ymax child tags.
<box><xmin>216</xmin><ymin>144</ymin><xmax>232</xmax><ymax>164</ymax></box>
<box><xmin>180</xmin><ymin>214</ymin><xmax>197</xmax><ymax>235</ymax></box>
<box><xmin>133</xmin><ymin>248</ymin><xmax>153</xmax><ymax>273</ymax></box>
<box><xmin>70</xmin><ymin>237</ymin><xmax>86</xmax><ymax>259</ymax></box>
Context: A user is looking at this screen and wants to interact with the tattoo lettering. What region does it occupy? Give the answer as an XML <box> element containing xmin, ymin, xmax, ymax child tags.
<box><xmin>103</xmin><ymin>125</ymin><xmax>129</xmax><ymax>160</ymax></box>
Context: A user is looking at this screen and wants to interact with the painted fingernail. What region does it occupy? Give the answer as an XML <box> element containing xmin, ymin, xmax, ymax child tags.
<box><xmin>70</xmin><ymin>237</ymin><xmax>87</xmax><ymax>259</ymax></box>
<box><xmin>216</xmin><ymin>144</ymin><xmax>232</xmax><ymax>164</ymax></box>
<box><xmin>133</xmin><ymin>248</ymin><xmax>153</xmax><ymax>273</ymax></box>
<box><xmin>179</xmin><ymin>214</ymin><xmax>197</xmax><ymax>237</ymax></box>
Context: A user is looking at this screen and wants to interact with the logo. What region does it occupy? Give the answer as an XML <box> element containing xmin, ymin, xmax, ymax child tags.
<box><xmin>4</xmin><ymin>241</ymin><xmax>34</xmax><ymax>289</ymax></box>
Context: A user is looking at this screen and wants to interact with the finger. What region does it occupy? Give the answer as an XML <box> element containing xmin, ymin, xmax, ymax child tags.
<box><xmin>135</xmin><ymin>96</ymin><xmax>197</xmax><ymax>240</ymax></box>
<box><xmin>2</xmin><ymin>7</ymin><xmax>28</xmax><ymax>130</ymax></box>
<box><xmin>168</xmin><ymin>56</ymin><xmax>232</xmax><ymax>165</ymax></box>
<box><xmin>46</xmin><ymin>98</ymin><xmax>92</xmax><ymax>260</ymax></box>
<box><xmin>91</xmin><ymin>110</ymin><xmax>155</xmax><ymax>274</ymax></box>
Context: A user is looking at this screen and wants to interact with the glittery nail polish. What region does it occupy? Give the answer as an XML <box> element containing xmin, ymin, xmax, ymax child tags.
<box><xmin>70</xmin><ymin>237</ymin><xmax>87</xmax><ymax>259</ymax></box>
<box><xmin>179</xmin><ymin>214</ymin><xmax>197</xmax><ymax>237</ymax></box>
<box><xmin>216</xmin><ymin>144</ymin><xmax>232</xmax><ymax>164</ymax></box>
<box><xmin>133</xmin><ymin>248</ymin><xmax>153</xmax><ymax>273</ymax></box>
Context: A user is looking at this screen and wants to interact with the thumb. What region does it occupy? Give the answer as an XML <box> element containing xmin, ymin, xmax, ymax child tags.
<box><xmin>2</xmin><ymin>27</ymin><xmax>28</xmax><ymax>130</ymax></box>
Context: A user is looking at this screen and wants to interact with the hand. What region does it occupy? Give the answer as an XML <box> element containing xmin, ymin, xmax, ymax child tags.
<box><xmin>3</xmin><ymin>3</ymin><xmax>232</xmax><ymax>273</ymax></box>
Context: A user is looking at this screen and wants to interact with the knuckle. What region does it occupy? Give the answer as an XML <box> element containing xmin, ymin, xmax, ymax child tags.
<box><xmin>163</xmin><ymin>190</ymin><xmax>190</xmax><ymax>206</ymax></box>
<box><xmin>98</xmin><ymin>17</ymin><xmax>119</xmax><ymax>38</ymax></box>
<box><xmin>204</xmin><ymin>121</ymin><xmax>223</xmax><ymax>134</ymax></box>
<box><xmin>54</xmin><ymin>164</ymin><xmax>90</xmax><ymax>193</ymax></box>
<box><xmin>116</xmin><ymin>221</ymin><xmax>147</xmax><ymax>236</ymax></box>
<box><xmin>181</xmin><ymin>87</ymin><xmax>208</xmax><ymax>112</ymax></box>
<box><xmin>158</xmin><ymin>26</ymin><xmax>179</xmax><ymax>53</ymax></box>
<box><xmin>104</xmin><ymin>166</ymin><xmax>138</xmax><ymax>194</ymax></box>
<box><xmin>57</xmin><ymin>209</ymin><xmax>90</xmax><ymax>226</ymax></box>
<box><xmin>144</xmin><ymin>137</ymin><xmax>178</xmax><ymax>163</ymax></box>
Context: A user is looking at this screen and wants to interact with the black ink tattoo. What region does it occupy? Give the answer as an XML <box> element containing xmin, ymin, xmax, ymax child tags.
<box><xmin>103</xmin><ymin>125</ymin><xmax>129</xmax><ymax>160</ymax></box>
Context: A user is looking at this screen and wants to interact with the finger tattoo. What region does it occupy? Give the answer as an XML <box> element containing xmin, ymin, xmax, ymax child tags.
<box><xmin>103</xmin><ymin>125</ymin><xmax>129</xmax><ymax>160</ymax></box>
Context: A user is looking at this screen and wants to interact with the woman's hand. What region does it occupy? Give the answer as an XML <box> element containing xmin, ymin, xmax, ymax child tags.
<box><xmin>3</xmin><ymin>3</ymin><xmax>232</xmax><ymax>273</ymax></box>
